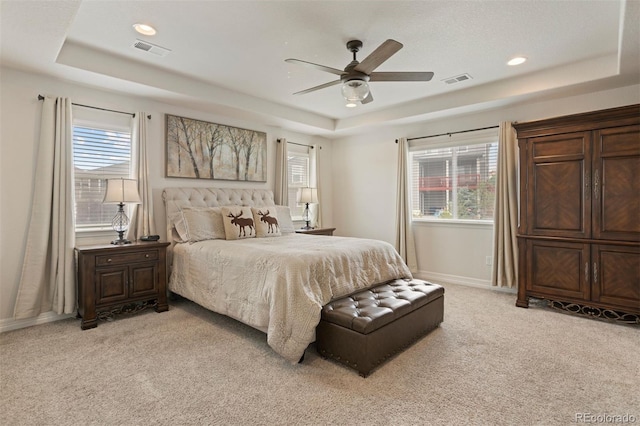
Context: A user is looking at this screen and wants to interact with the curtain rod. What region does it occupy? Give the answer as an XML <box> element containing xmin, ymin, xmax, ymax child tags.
<box><xmin>37</xmin><ymin>95</ymin><xmax>151</xmax><ymax>119</ymax></box>
<box><xmin>277</xmin><ymin>138</ymin><xmax>315</xmax><ymax>149</ymax></box>
<box><xmin>400</xmin><ymin>125</ymin><xmax>499</xmax><ymax>143</ymax></box>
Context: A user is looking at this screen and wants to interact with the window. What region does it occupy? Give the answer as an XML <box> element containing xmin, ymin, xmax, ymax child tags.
<box><xmin>287</xmin><ymin>146</ymin><xmax>310</xmax><ymax>220</ymax></box>
<box><xmin>72</xmin><ymin>116</ymin><xmax>133</xmax><ymax>230</ymax></box>
<box><xmin>409</xmin><ymin>128</ymin><xmax>498</xmax><ymax>221</ymax></box>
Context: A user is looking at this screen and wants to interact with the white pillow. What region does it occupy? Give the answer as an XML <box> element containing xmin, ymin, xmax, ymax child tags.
<box><xmin>176</xmin><ymin>207</ymin><xmax>226</xmax><ymax>242</ymax></box>
<box><xmin>221</xmin><ymin>206</ymin><xmax>256</xmax><ymax>240</ymax></box>
<box><xmin>169</xmin><ymin>211</ymin><xmax>189</xmax><ymax>242</ymax></box>
<box><xmin>275</xmin><ymin>206</ymin><xmax>295</xmax><ymax>234</ymax></box>
<box><xmin>251</xmin><ymin>207</ymin><xmax>281</xmax><ymax>237</ymax></box>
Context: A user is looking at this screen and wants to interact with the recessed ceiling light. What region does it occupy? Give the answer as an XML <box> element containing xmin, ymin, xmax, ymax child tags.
<box><xmin>507</xmin><ymin>56</ymin><xmax>527</xmax><ymax>66</ymax></box>
<box><xmin>133</xmin><ymin>23</ymin><xmax>157</xmax><ymax>36</ymax></box>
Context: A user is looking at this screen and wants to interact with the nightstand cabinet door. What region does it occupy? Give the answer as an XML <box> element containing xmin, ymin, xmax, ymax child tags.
<box><xmin>129</xmin><ymin>263</ymin><xmax>160</xmax><ymax>298</ymax></box>
<box><xmin>95</xmin><ymin>266</ymin><xmax>128</xmax><ymax>306</ymax></box>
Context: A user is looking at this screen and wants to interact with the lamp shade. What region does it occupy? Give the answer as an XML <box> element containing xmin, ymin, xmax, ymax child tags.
<box><xmin>103</xmin><ymin>178</ymin><xmax>141</xmax><ymax>204</ymax></box>
<box><xmin>297</xmin><ymin>187</ymin><xmax>318</xmax><ymax>204</ymax></box>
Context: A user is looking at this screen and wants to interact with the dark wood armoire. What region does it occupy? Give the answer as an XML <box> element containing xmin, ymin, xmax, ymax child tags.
<box><xmin>514</xmin><ymin>104</ymin><xmax>639</xmax><ymax>321</ymax></box>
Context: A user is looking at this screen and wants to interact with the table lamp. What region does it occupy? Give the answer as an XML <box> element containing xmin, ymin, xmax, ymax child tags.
<box><xmin>297</xmin><ymin>187</ymin><xmax>318</xmax><ymax>230</ymax></box>
<box><xmin>103</xmin><ymin>178</ymin><xmax>141</xmax><ymax>244</ymax></box>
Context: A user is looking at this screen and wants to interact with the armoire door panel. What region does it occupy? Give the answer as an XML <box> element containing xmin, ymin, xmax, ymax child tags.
<box><xmin>598</xmin><ymin>157</ymin><xmax>640</xmax><ymax>237</ymax></box>
<box><xmin>531</xmin><ymin>135</ymin><xmax>586</xmax><ymax>159</ymax></box>
<box><xmin>528</xmin><ymin>132</ymin><xmax>590</xmax><ymax>238</ymax></box>
<box><xmin>532</xmin><ymin>162</ymin><xmax>585</xmax><ymax>234</ymax></box>
<box><xmin>597</xmin><ymin>124</ymin><xmax>640</xmax><ymax>156</ymax></box>
<box><xmin>528</xmin><ymin>240</ymin><xmax>590</xmax><ymax>301</ymax></box>
<box><xmin>593</xmin><ymin>125</ymin><xmax>640</xmax><ymax>242</ymax></box>
<box><xmin>592</xmin><ymin>245</ymin><xmax>640</xmax><ymax>313</ymax></box>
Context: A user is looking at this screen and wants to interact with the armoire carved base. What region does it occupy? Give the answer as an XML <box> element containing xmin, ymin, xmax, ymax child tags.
<box><xmin>529</xmin><ymin>297</ymin><xmax>640</xmax><ymax>325</ymax></box>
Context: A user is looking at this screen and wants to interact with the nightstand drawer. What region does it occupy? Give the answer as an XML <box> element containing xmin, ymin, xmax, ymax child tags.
<box><xmin>96</xmin><ymin>250</ymin><xmax>159</xmax><ymax>266</ymax></box>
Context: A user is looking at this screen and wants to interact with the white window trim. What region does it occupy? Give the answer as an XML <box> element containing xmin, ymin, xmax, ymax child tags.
<box><xmin>72</xmin><ymin>107</ymin><xmax>134</xmax><ymax>237</ymax></box>
<box><xmin>287</xmin><ymin>144</ymin><xmax>311</xmax><ymax>221</ymax></box>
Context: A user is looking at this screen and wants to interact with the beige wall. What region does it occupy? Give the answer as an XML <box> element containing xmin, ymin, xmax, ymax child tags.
<box><xmin>0</xmin><ymin>67</ymin><xmax>333</xmax><ymax>326</ymax></box>
<box><xmin>332</xmin><ymin>84</ymin><xmax>640</xmax><ymax>287</ymax></box>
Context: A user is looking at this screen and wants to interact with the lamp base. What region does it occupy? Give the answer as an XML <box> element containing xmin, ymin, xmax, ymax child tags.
<box><xmin>301</xmin><ymin>203</ymin><xmax>313</xmax><ymax>230</ymax></box>
<box><xmin>111</xmin><ymin>229</ymin><xmax>131</xmax><ymax>245</ymax></box>
<box><xmin>111</xmin><ymin>238</ymin><xmax>132</xmax><ymax>245</ymax></box>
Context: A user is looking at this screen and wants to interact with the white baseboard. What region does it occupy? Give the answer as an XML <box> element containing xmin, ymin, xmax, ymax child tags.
<box><xmin>0</xmin><ymin>311</ymin><xmax>74</xmax><ymax>334</ymax></box>
<box><xmin>413</xmin><ymin>270</ymin><xmax>517</xmax><ymax>294</ymax></box>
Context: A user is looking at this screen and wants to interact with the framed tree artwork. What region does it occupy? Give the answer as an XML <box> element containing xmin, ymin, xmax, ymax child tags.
<box><xmin>165</xmin><ymin>114</ymin><xmax>267</xmax><ymax>181</ymax></box>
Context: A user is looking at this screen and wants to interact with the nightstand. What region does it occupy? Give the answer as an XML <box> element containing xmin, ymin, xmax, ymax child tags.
<box><xmin>75</xmin><ymin>241</ymin><xmax>170</xmax><ymax>329</ymax></box>
<box><xmin>295</xmin><ymin>227</ymin><xmax>336</xmax><ymax>236</ymax></box>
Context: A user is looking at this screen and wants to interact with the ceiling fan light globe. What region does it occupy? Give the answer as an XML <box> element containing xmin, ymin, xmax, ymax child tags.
<box><xmin>341</xmin><ymin>79</ymin><xmax>370</xmax><ymax>102</ymax></box>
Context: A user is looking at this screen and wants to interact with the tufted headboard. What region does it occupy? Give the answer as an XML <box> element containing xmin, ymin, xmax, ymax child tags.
<box><xmin>162</xmin><ymin>187</ymin><xmax>276</xmax><ymax>258</ymax></box>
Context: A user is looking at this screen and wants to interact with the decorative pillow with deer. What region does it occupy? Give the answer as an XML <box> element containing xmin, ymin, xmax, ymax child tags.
<box><xmin>251</xmin><ymin>207</ymin><xmax>281</xmax><ymax>237</ymax></box>
<box><xmin>221</xmin><ymin>206</ymin><xmax>256</xmax><ymax>240</ymax></box>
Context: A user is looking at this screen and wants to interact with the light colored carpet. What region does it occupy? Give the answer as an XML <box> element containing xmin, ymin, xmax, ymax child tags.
<box><xmin>1</xmin><ymin>283</ymin><xmax>638</xmax><ymax>426</ymax></box>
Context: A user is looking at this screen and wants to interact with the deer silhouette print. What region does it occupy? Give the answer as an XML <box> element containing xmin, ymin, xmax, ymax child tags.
<box><xmin>227</xmin><ymin>210</ymin><xmax>254</xmax><ymax>237</ymax></box>
<box><xmin>257</xmin><ymin>209</ymin><xmax>279</xmax><ymax>234</ymax></box>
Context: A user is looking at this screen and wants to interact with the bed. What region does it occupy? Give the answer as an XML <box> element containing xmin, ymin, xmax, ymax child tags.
<box><xmin>163</xmin><ymin>187</ymin><xmax>412</xmax><ymax>363</ymax></box>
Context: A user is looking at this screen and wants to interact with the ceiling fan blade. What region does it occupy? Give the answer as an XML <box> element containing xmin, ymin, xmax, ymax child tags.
<box><xmin>285</xmin><ymin>59</ymin><xmax>346</xmax><ymax>76</ymax></box>
<box><xmin>354</xmin><ymin>39</ymin><xmax>403</xmax><ymax>74</ymax></box>
<box><xmin>292</xmin><ymin>79</ymin><xmax>341</xmax><ymax>95</ymax></box>
<box><xmin>369</xmin><ymin>72</ymin><xmax>434</xmax><ymax>82</ymax></box>
<box><xmin>361</xmin><ymin>91</ymin><xmax>374</xmax><ymax>104</ymax></box>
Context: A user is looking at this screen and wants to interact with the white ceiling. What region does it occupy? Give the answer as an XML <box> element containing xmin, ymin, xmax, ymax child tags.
<box><xmin>1</xmin><ymin>0</ymin><xmax>638</xmax><ymax>137</ymax></box>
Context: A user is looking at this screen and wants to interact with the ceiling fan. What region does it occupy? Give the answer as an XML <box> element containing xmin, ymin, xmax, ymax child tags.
<box><xmin>285</xmin><ymin>39</ymin><xmax>434</xmax><ymax>107</ymax></box>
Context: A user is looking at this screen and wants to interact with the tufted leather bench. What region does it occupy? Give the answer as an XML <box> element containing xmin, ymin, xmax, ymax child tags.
<box><xmin>316</xmin><ymin>279</ymin><xmax>444</xmax><ymax>377</ymax></box>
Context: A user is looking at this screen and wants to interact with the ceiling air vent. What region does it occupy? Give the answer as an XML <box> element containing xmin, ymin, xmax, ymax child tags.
<box><xmin>132</xmin><ymin>39</ymin><xmax>171</xmax><ymax>57</ymax></box>
<box><xmin>442</xmin><ymin>73</ymin><xmax>473</xmax><ymax>85</ymax></box>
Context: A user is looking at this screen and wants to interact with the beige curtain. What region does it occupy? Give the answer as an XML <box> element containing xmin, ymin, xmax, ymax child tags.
<box><xmin>275</xmin><ymin>138</ymin><xmax>288</xmax><ymax>205</ymax></box>
<box><xmin>395</xmin><ymin>137</ymin><xmax>418</xmax><ymax>272</ymax></box>
<box><xmin>14</xmin><ymin>97</ymin><xmax>76</xmax><ymax>319</ymax></box>
<box><xmin>126</xmin><ymin>112</ymin><xmax>156</xmax><ymax>240</ymax></box>
<box><xmin>309</xmin><ymin>144</ymin><xmax>322</xmax><ymax>228</ymax></box>
<box><xmin>492</xmin><ymin>122</ymin><xmax>519</xmax><ymax>288</ymax></box>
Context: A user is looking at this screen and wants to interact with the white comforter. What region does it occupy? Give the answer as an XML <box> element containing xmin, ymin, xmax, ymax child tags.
<box><xmin>170</xmin><ymin>233</ymin><xmax>412</xmax><ymax>362</ymax></box>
